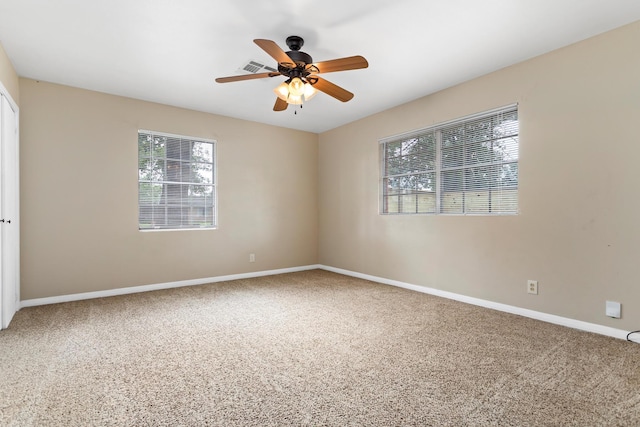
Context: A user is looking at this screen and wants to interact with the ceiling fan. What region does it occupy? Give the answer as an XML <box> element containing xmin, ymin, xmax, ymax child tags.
<box><xmin>215</xmin><ymin>36</ymin><xmax>368</xmax><ymax>112</ymax></box>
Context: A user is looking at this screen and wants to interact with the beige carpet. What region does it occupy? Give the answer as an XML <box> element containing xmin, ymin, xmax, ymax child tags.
<box><xmin>1</xmin><ymin>270</ymin><xmax>639</xmax><ymax>426</ymax></box>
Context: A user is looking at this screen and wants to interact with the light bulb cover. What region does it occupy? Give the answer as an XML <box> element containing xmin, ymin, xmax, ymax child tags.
<box><xmin>303</xmin><ymin>83</ymin><xmax>317</xmax><ymax>101</ymax></box>
<box><xmin>288</xmin><ymin>77</ymin><xmax>305</xmax><ymax>96</ymax></box>
<box><xmin>287</xmin><ymin>94</ymin><xmax>303</xmax><ymax>105</ymax></box>
<box><xmin>273</xmin><ymin>82</ymin><xmax>289</xmax><ymax>101</ymax></box>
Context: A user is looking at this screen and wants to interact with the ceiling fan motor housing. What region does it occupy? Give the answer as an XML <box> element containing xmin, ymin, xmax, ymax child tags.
<box><xmin>279</xmin><ymin>35</ymin><xmax>313</xmax><ymax>75</ymax></box>
<box><xmin>283</xmin><ymin>50</ymin><xmax>312</xmax><ymax>66</ymax></box>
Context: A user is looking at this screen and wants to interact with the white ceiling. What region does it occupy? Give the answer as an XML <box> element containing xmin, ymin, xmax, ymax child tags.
<box><xmin>1</xmin><ymin>1</ymin><xmax>639</xmax><ymax>133</ymax></box>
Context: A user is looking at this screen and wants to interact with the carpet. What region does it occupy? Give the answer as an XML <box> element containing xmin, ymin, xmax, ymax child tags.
<box><xmin>1</xmin><ymin>270</ymin><xmax>639</xmax><ymax>426</ymax></box>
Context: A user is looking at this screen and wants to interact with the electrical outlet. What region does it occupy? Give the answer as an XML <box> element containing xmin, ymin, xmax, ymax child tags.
<box><xmin>249</xmin><ymin>253</ymin><xmax>255</xmax><ymax>263</ymax></box>
<box><xmin>606</xmin><ymin>301</ymin><xmax>621</xmax><ymax>318</ymax></box>
<box><xmin>527</xmin><ymin>280</ymin><xmax>538</xmax><ymax>295</ymax></box>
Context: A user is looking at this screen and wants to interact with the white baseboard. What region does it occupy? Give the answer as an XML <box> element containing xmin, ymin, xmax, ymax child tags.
<box><xmin>319</xmin><ymin>265</ymin><xmax>639</xmax><ymax>344</ymax></box>
<box><xmin>19</xmin><ymin>263</ymin><xmax>638</xmax><ymax>344</ymax></box>
<box><xmin>20</xmin><ymin>264</ymin><xmax>322</xmax><ymax>308</ymax></box>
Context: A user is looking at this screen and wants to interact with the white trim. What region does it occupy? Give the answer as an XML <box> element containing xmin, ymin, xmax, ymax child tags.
<box><xmin>319</xmin><ymin>265</ymin><xmax>639</xmax><ymax>344</ymax></box>
<box><xmin>139</xmin><ymin>227</ymin><xmax>218</xmax><ymax>232</ymax></box>
<box><xmin>20</xmin><ymin>265</ymin><xmax>321</xmax><ymax>308</ymax></box>
<box><xmin>0</xmin><ymin>80</ymin><xmax>18</xmax><ymax>112</ymax></box>
<box><xmin>138</xmin><ymin>129</ymin><xmax>215</xmax><ymax>143</ymax></box>
<box><xmin>18</xmin><ymin>262</ymin><xmax>639</xmax><ymax>344</ymax></box>
<box><xmin>379</xmin><ymin>102</ymin><xmax>518</xmax><ymax>144</ymax></box>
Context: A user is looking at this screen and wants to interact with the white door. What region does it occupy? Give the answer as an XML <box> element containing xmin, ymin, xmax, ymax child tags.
<box><xmin>1</xmin><ymin>93</ymin><xmax>19</xmax><ymax>329</ymax></box>
<box><xmin>0</xmin><ymin>94</ymin><xmax>3</xmax><ymax>327</ymax></box>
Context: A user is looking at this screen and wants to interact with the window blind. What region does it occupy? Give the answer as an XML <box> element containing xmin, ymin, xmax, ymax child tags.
<box><xmin>380</xmin><ymin>105</ymin><xmax>518</xmax><ymax>215</ymax></box>
<box><xmin>138</xmin><ymin>130</ymin><xmax>216</xmax><ymax>229</ymax></box>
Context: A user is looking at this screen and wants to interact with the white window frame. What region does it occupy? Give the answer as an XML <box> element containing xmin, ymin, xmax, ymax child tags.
<box><xmin>138</xmin><ymin>130</ymin><xmax>217</xmax><ymax>231</ymax></box>
<box><xmin>380</xmin><ymin>104</ymin><xmax>519</xmax><ymax>215</ymax></box>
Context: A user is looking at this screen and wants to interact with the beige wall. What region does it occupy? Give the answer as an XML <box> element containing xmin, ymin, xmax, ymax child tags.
<box><xmin>20</xmin><ymin>79</ymin><xmax>318</xmax><ymax>299</ymax></box>
<box><xmin>318</xmin><ymin>21</ymin><xmax>640</xmax><ymax>330</ymax></box>
<box><xmin>16</xmin><ymin>21</ymin><xmax>640</xmax><ymax>331</ymax></box>
<box><xmin>0</xmin><ymin>42</ymin><xmax>19</xmax><ymax>104</ymax></box>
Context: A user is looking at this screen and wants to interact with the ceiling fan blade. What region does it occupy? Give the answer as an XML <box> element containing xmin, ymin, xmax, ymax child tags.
<box><xmin>254</xmin><ymin>39</ymin><xmax>296</xmax><ymax>67</ymax></box>
<box><xmin>310</xmin><ymin>55</ymin><xmax>368</xmax><ymax>74</ymax></box>
<box><xmin>311</xmin><ymin>77</ymin><xmax>354</xmax><ymax>102</ymax></box>
<box><xmin>215</xmin><ymin>72</ymin><xmax>279</xmax><ymax>83</ymax></box>
<box><xmin>274</xmin><ymin>97</ymin><xmax>288</xmax><ymax>111</ymax></box>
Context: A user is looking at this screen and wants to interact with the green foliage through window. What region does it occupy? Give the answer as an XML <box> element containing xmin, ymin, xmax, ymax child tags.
<box><xmin>380</xmin><ymin>105</ymin><xmax>518</xmax><ymax>215</ymax></box>
<box><xmin>138</xmin><ymin>131</ymin><xmax>216</xmax><ymax>229</ymax></box>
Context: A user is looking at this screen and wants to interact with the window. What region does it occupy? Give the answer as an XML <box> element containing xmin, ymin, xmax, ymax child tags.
<box><xmin>380</xmin><ymin>105</ymin><xmax>518</xmax><ymax>215</ymax></box>
<box><xmin>138</xmin><ymin>130</ymin><xmax>216</xmax><ymax>230</ymax></box>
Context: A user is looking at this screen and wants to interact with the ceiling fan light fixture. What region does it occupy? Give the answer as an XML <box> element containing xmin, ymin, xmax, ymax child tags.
<box><xmin>287</xmin><ymin>94</ymin><xmax>303</xmax><ymax>105</ymax></box>
<box><xmin>274</xmin><ymin>82</ymin><xmax>290</xmax><ymax>101</ymax></box>
<box><xmin>288</xmin><ymin>77</ymin><xmax>305</xmax><ymax>96</ymax></box>
<box><xmin>275</xmin><ymin>79</ymin><xmax>316</xmax><ymax>105</ymax></box>
<box><xmin>303</xmin><ymin>83</ymin><xmax>317</xmax><ymax>101</ymax></box>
